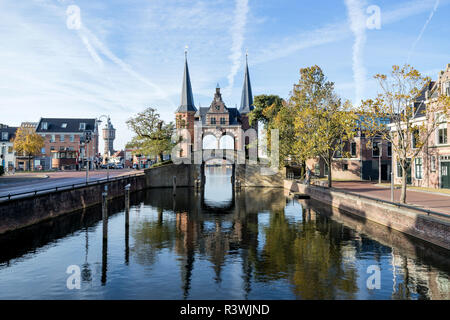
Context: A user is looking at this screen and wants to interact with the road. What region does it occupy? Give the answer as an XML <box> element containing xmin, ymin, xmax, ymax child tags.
<box><xmin>0</xmin><ymin>169</ymin><xmax>140</xmax><ymax>199</ymax></box>
<box><xmin>332</xmin><ymin>181</ymin><xmax>450</xmax><ymax>215</ymax></box>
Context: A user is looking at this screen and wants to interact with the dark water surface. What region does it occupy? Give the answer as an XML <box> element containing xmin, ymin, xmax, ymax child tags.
<box><xmin>0</xmin><ymin>167</ymin><xmax>449</xmax><ymax>299</ymax></box>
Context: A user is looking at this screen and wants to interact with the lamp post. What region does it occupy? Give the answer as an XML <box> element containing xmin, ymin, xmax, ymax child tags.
<box><xmin>378</xmin><ymin>140</ymin><xmax>382</xmax><ymax>184</ymax></box>
<box><xmin>107</xmin><ymin>150</ymin><xmax>110</xmax><ymax>181</ymax></box>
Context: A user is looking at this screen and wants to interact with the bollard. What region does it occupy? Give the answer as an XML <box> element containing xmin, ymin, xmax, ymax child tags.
<box><xmin>173</xmin><ymin>176</ymin><xmax>176</xmax><ymax>196</ymax></box>
<box><xmin>124</xmin><ymin>184</ymin><xmax>131</xmax><ymax>215</ymax></box>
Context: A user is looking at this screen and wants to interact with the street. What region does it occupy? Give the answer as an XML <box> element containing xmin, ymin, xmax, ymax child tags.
<box><xmin>0</xmin><ymin>169</ymin><xmax>138</xmax><ymax>198</ymax></box>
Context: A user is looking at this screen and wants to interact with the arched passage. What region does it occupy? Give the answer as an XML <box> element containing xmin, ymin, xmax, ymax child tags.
<box><xmin>219</xmin><ymin>135</ymin><xmax>234</xmax><ymax>150</ymax></box>
<box><xmin>202</xmin><ymin>134</ymin><xmax>218</xmax><ymax>149</ymax></box>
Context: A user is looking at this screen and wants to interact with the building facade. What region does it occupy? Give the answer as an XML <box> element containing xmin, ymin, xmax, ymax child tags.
<box><xmin>306</xmin><ymin>127</ymin><xmax>392</xmax><ymax>181</ymax></box>
<box><xmin>0</xmin><ymin>124</ymin><xmax>18</xmax><ymax>172</ymax></box>
<box><xmin>175</xmin><ymin>53</ymin><xmax>256</xmax><ymax>161</ymax></box>
<box><xmin>391</xmin><ymin>64</ymin><xmax>450</xmax><ymax>189</ymax></box>
<box><xmin>35</xmin><ymin>118</ymin><xmax>99</xmax><ymax>170</ymax></box>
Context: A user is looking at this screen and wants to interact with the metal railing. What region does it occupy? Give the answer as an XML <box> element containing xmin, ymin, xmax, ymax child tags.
<box><xmin>0</xmin><ymin>172</ymin><xmax>145</xmax><ymax>202</ymax></box>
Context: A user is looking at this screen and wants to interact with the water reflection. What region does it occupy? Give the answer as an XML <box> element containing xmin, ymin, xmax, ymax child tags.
<box><xmin>0</xmin><ymin>169</ymin><xmax>449</xmax><ymax>299</ymax></box>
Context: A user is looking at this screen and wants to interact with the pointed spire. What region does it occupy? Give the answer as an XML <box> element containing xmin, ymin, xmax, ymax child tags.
<box><xmin>176</xmin><ymin>47</ymin><xmax>197</xmax><ymax>113</ymax></box>
<box><xmin>239</xmin><ymin>52</ymin><xmax>253</xmax><ymax>114</ymax></box>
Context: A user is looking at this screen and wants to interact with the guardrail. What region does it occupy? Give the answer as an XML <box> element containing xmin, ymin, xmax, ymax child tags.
<box><xmin>0</xmin><ymin>172</ymin><xmax>145</xmax><ymax>202</ymax></box>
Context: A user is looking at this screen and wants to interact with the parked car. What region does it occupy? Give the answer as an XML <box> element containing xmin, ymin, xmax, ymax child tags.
<box><xmin>115</xmin><ymin>163</ymin><xmax>124</xmax><ymax>169</ymax></box>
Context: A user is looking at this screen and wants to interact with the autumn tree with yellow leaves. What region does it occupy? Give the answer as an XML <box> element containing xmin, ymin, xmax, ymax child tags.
<box><xmin>290</xmin><ymin>66</ymin><xmax>357</xmax><ymax>188</ymax></box>
<box><xmin>13</xmin><ymin>126</ymin><xmax>44</xmax><ymax>171</ymax></box>
<box><xmin>359</xmin><ymin>64</ymin><xmax>450</xmax><ymax>204</ymax></box>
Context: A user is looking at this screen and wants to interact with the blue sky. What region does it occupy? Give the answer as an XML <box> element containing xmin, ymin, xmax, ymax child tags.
<box><xmin>1</xmin><ymin>0</ymin><xmax>449</xmax><ymax>151</ymax></box>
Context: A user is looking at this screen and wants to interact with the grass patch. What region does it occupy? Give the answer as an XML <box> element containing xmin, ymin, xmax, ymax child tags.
<box><xmin>150</xmin><ymin>160</ymin><xmax>173</xmax><ymax>168</ymax></box>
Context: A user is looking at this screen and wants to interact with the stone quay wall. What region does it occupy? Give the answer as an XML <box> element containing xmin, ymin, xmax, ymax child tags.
<box><xmin>0</xmin><ymin>174</ymin><xmax>146</xmax><ymax>235</ymax></box>
<box><xmin>284</xmin><ymin>180</ymin><xmax>450</xmax><ymax>250</ymax></box>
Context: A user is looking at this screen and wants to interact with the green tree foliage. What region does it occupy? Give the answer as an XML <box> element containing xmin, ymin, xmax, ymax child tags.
<box><xmin>126</xmin><ymin>107</ymin><xmax>175</xmax><ymax>162</ymax></box>
<box><xmin>249</xmin><ymin>95</ymin><xmax>284</xmax><ymax>129</ymax></box>
<box><xmin>290</xmin><ymin>66</ymin><xmax>357</xmax><ymax>187</ymax></box>
<box><xmin>248</xmin><ymin>94</ymin><xmax>297</xmax><ymax>168</ymax></box>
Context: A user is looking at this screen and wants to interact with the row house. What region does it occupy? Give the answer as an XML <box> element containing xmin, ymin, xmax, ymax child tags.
<box><xmin>0</xmin><ymin>124</ymin><xmax>18</xmax><ymax>172</ymax></box>
<box><xmin>306</xmin><ymin>120</ymin><xmax>392</xmax><ymax>181</ymax></box>
<box><xmin>35</xmin><ymin>118</ymin><xmax>99</xmax><ymax>170</ymax></box>
<box><xmin>391</xmin><ymin>64</ymin><xmax>450</xmax><ymax>189</ymax></box>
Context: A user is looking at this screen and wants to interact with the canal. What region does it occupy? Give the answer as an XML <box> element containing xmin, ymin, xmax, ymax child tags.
<box><xmin>0</xmin><ymin>167</ymin><xmax>449</xmax><ymax>299</ymax></box>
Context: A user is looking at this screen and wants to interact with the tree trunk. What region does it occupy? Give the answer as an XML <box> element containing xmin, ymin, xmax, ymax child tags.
<box><xmin>159</xmin><ymin>153</ymin><xmax>164</xmax><ymax>162</ymax></box>
<box><xmin>28</xmin><ymin>154</ymin><xmax>31</xmax><ymax>172</ymax></box>
<box><xmin>400</xmin><ymin>166</ymin><xmax>407</xmax><ymax>204</ymax></box>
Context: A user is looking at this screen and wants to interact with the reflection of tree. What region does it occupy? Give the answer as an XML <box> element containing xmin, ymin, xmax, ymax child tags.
<box><xmin>131</xmin><ymin>208</ymin><xmax>176</xmax><ymax>266</ymax></box>
<box><xmin>253</xmin><ymin>211</ymin><xmax>299</xmax><ymax>280</ymax></box>
<box><xmin>291</xmin><ymin>216</ymin><xmax>358</xmax><ymax>299</ymax></box>
<box><xmin>253</xmin><ymin>210</ymin><xmax>358</xmax><ymax>299</ymax></box>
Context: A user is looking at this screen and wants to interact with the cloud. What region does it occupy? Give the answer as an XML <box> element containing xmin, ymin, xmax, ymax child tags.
<box><xmin>252</xmin><ymin>0</ymin><xmax>448</xmax><ymax>66</ymax></box>
<box><xmin>225</xmin><ymin>0</ymin><xmax>249</xmax><ymax>96</ymax></box>
<box><xmin>344</xmin><ymin>0</ymin><xmax>367</xmax><ymax>105</ymax></box>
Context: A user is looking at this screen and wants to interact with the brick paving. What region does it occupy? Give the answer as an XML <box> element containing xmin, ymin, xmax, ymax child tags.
<box><xmin>332</xmin><ymin>181</ymin><xmax>450</xmax><ymax>215</ymax></box>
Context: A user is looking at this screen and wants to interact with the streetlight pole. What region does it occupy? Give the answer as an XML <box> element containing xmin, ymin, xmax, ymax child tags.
<box><xmin>86</xmin><ymin>138</ymin><xmax>89</xmax><ymax>184</ymax></box>
<box><xmin>379</xmin><ymin>140</ymin><xmax>382</xmax><ymax>184</ymax></box>
<box><xmin>107</xmin><ymin>150</ymin><xmax>110</xmax><ymax>181</ymax></box>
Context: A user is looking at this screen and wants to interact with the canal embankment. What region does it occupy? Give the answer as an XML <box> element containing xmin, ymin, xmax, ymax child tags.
<box><xmin>0</xmin><ymin>173</ymin><xmax>146</xmax><ymax>235</ymax></box>
<box><xmin>285</xmin><ymin>179</ymin><xmax>450</xmax><ymax>250</ymax></box>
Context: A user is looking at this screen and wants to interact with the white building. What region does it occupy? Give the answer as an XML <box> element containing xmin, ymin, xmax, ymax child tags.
<box><xmin>0</xmin><ymin>124</ymin><xmax>18</xmax><ymax>172</ymax></box>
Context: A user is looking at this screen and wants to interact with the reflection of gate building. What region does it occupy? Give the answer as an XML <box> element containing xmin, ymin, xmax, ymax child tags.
<box><xmin>175</xmin><ymin>53</ymin><xmax>257</xmax><ymax>161</ymax></box>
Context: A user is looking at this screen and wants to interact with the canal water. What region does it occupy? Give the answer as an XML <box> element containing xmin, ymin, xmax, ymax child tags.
<box><xmin>0</xmin><ymin>166</ymin><xmax>449</xmax><ymax>299</ymax></box>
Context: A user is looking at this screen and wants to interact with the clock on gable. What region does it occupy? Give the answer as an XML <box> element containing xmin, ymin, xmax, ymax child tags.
<box><xmin>215</xmin><ymin>105</ymin><xmax>220</xmax><ymax>111</ymax></box>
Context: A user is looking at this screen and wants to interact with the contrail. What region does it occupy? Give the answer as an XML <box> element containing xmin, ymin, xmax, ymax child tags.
<box><xmin>225</xmin><ymin>0</ymin><xmax>249</xmax><ymax>96</ymax></box>
<box><xmin>407</xmin><ymin>0</ymin><xmax>440</xmax><ymax>63</ymax></box>
<box><xmin>80</xmin><ymin>26</ymin><xmax>174</xmax><ymax>106</ymax></box>
<box><xmin>80</xmin><ymin>34</ymin><xmax>104</xmax><ymax>67</ymax></box>
<box><xmin>345</xmin><ymin>0</ymin><xmax>367</xmax><ymax>106</ymax></box>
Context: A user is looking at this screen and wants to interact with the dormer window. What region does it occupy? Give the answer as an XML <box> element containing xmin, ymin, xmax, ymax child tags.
<box><xmin>61</xmin><ymin>123</ymin><xmax>67</xmax><ymax>128</ymax></box>
<box><xmin>79</xmin><ymin>123</ymin><xmax>86</xmax><ymax>130</ymax></box>
<box><xmin>41</xmin><ymin>122</ymin><xmax>48</xmax><ymax>130</ymax></box>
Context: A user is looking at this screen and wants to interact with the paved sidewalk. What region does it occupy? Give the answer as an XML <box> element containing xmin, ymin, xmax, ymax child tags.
<box><xmin>332</xmin><ymin>181</ymin><xmax>450</xmax><ymax>215</ymax></box>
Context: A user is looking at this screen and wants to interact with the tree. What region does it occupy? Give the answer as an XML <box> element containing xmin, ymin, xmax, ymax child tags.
<box><xmin>291</xmin><ymin>66</ymin><xmax>357</xmax><ymax>188</ymax></box>
<box><xmin>13</xmin><ymin>126</ymin><xmax>44</xmax><ymax>171</ymax></box>
<box><xmin>248</xmin><ymin>95</ymin><xmax>284</xmax><ymax>129</ymax></box>
<box><xmin>359</xmin><ymin>64</ymin><xmax>450</xmax><ymax>203</ymax></box>
<box><xmin>126</xmin><ymin>107</ymin><xmax>175</xmax><ymax>162</ymax></box>
<box><xmin>248</xmin><ymin>95</ymin><xmax>298</xmax><ymax>169</ymax></box>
